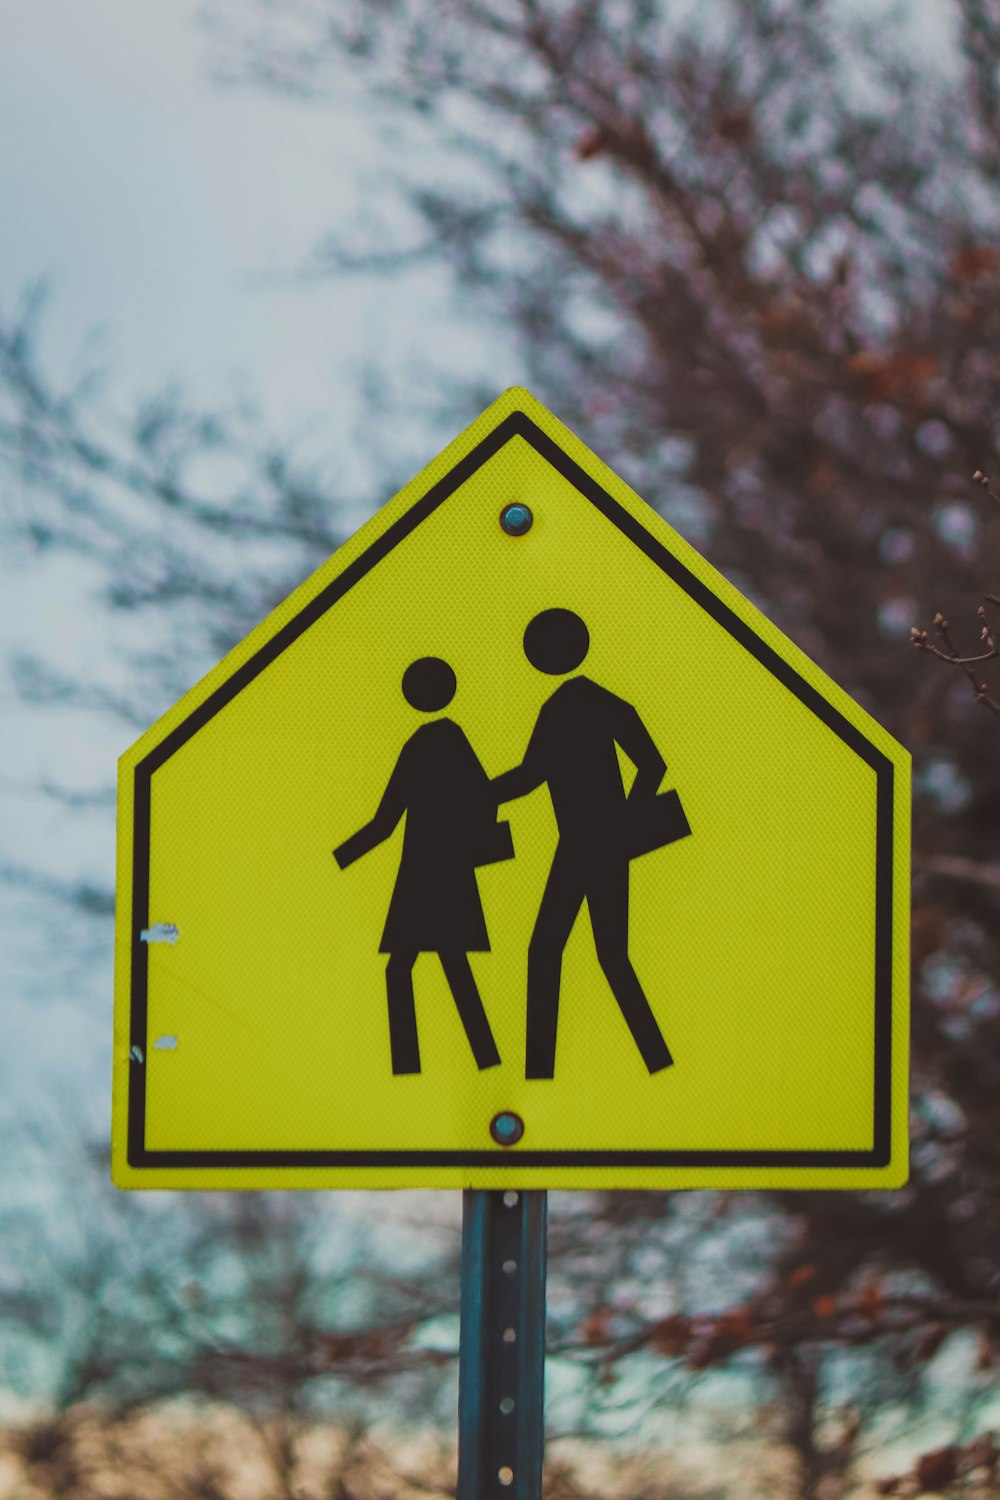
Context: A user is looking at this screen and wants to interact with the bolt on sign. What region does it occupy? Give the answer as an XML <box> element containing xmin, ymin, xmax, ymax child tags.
<box><xmin>113</xmin><ymin>388</ymin><xmax>910</xmax><ymax>1190</ymax></box>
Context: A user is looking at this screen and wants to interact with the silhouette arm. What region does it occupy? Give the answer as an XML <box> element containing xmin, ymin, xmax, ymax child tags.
<box><xmin>612</xmin><ymin>698</ymin><xmax>666</xmax><ymax>802</ymax></box>
<box><xmin>333</xmin><ymin>759</ymin><xmax>407</xmax><ymax>869</ymax></box>
<box><xmin>493</xmin><ymin>716</ymin><xmax>549</xmax><ymax>804</ymax></box>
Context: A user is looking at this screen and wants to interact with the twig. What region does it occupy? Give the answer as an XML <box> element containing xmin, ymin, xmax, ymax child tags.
<box><xmin>911</xmin><ymin>608</ymin><xmax>1000</xmax><ymax>719</ymax></box>
<box><xmin>972</xmin><ymin>468</ymin><xmax>1000</xmax><ymax>507</ymax></box>
<box><xmin>909</xmin><ymin>468</ymin><xmax>1000</xmax><ymax>717</ymax></box>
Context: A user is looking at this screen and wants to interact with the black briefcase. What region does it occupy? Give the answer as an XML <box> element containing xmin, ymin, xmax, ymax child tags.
<box><xmin>628</xmin><ymin>789</ymin><xmax>692</xmax><ymax>860</ymax></box>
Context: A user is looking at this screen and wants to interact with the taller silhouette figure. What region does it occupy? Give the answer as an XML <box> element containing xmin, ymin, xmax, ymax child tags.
<box><xmin>494</xmin><ymin>610</ymin><xmax>674</xmax><ymax>1079</ymax></box>
<box><xmin>334</xmin><ymin>657</ymin><xmax>508</xmax><ymax>1076</ymax></box>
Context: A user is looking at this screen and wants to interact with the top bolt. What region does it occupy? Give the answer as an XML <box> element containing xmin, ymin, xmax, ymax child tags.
<box><xmin>500</xmin><ymin>503</ymin><xmax>533</xmax><ymax>536</ymax></box>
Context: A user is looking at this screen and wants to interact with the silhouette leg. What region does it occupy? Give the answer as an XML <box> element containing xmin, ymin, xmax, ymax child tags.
<box><xmin>588</xmin><ymin>867</ymin><xmax>673</xmax><ymax>1073</ymax></box>
<box><xmin>385</xmin><ymin>951</ymin><xmax>421</xmax><ymax>1075</ymax></box>
<box><xmin>526</xmin><ymin>844</ymin><xmax>586</xmax><ymax>1079</ymax></box>
<box><xmin>440</xmin><ymin>951</ymin><xmax>501</xmax><ymax>1070</ymax></box>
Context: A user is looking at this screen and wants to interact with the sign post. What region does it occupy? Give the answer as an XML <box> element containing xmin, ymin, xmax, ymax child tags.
<box><xmin>458</xmin><ymin>1189</ymin><xmax>547</xmax><ymax>1500</ymax></box>
<box><xmin>113</xmin><ymin>386</ymin><xmax>910</xmax><ymax>1487</ymax></box>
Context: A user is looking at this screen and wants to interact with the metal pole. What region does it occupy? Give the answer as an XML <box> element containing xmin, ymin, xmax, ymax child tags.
<box><xmin>457</xmin><ymin>1189</ymin><xmax>547</xmax><ymax>1499</ymax></box>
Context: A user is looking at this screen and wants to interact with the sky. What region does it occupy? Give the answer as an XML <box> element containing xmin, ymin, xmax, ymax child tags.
<box><xmin>0</xmin><ymin>0</ymin><xmax>518</xmax><ymax>1122</ymax></box>
<box><xmin>1</xmin><ymin>1</ymin><xmax>478</xmax><ymax>422</ymax></box>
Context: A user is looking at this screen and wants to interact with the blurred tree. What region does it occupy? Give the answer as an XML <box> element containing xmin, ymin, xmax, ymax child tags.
<box><xmin>0</xmin><ymin>1135</ymin><xmax>459</xmax><ymax>1499</ymax></box>
<box><xmin>4</xmin><ymin>0</ymin><xmax>1000</xmax><ymax>1494</ymax></box>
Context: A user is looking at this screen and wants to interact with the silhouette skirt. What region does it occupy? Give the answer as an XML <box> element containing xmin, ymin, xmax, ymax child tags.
<box><xmin>380</xmin><ymin>850</ymin><xmax>489</xmax><ymax>954</ymax></box>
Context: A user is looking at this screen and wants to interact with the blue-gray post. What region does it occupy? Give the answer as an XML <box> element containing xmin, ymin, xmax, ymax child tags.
<box><xmin>457</xmin><ymin>1189</ymin><xmax>548</xmax><ymax>1499</ymax></box>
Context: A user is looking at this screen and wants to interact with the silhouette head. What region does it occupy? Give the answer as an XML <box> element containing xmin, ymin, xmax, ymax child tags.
<box><xmin>402</xmin><ymin>657</ymin><xmax>456</xmax><ymax>712</ymax></box>
<box><xmin>523</xmin><ymin>609</ymin><xmax>590</xmax><ymax>675</ymax></box>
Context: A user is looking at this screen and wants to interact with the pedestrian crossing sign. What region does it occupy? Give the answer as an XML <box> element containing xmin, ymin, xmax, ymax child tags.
<box><xmin>112</xmin><ymin>387</ymin><xmax>910</xmax><ymax>1190</ymax></box>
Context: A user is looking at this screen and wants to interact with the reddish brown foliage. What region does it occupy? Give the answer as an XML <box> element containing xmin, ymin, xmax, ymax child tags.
<box><xmin>578</xmin><ymin>1306</ymin><xmax>614</xmax><ymax>1347</ymax></box>
<box><xmin>915</xmin><ymin>1445</ymin><xmax>958</xmax><ymax>1491</ymax></box>
<box><xmin>951</xmin><ymin>246</ymin><xmax>999</xmax><ymax>282</ymax></box>
<box><xmin>714</xmin><ymin>109</ymin><xmax>754</xmax><ymax>144</ymax></box>
<box><xmin>846</xmin><ymin>350</ymin><xmax>938</xmax><ymax>403</ymax></box>
<box><xmin>857</xmin><ymin>1279</ymin><xmax>885</xmax><ymax>1323</ymax></box>
<box><xmin>648</xmin><ymin>1314</ymin><xmax>692</xmax><ymax>1358</ymax></box>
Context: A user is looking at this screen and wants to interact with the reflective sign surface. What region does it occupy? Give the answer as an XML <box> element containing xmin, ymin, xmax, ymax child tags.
<box><xmin>113</xmin><ymin>389</ymin><xmax>909</xmax><ymax>1189</ymax></box>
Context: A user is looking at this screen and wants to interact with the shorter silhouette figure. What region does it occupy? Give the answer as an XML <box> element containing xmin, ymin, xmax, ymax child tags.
<box><xmin>495</xmin><ymin>609</ymin><xmax>674</xmax><ymax>1079</ymax></box>
<box><xmin>334</xmin><ymin>657</ymin><xmax>508</xmax><ymax>1076</ymax></box>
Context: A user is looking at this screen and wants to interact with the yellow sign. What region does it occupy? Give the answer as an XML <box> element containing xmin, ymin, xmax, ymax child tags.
<box><xmin>113</xmin><ymin>389</ymin><xmax>909</xmax><ymax>1190</ymax></box>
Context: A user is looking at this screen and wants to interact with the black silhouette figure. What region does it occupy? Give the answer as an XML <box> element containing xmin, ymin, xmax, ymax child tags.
<box><xmin>334</xmin><ymin>657</ymin><xmax>508</xmax><ymax>1076</ymax></box>
<box><xmin>494</xmin><ymin>610</ymin><xmax>675</xmax><ymax>1079</ymax></box>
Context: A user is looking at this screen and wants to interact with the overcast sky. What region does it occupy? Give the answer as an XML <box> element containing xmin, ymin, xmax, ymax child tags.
<box><xmin>4</xmin><ymin>2</ymin><xmax>465</xmax><ymax>414</ymax></box>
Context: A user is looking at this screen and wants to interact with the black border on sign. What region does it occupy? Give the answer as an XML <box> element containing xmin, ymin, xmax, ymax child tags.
<box><xmin>128</xmin><ymin>412</ymin><xmax>895</xmax><ymax>1171</ymax></box>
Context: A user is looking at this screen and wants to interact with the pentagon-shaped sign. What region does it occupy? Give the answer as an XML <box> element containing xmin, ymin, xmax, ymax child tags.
<box><xmin>113</xmin><ymin>388</ymin><xmax>909</xmax><ymax>1189</ymax></box>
